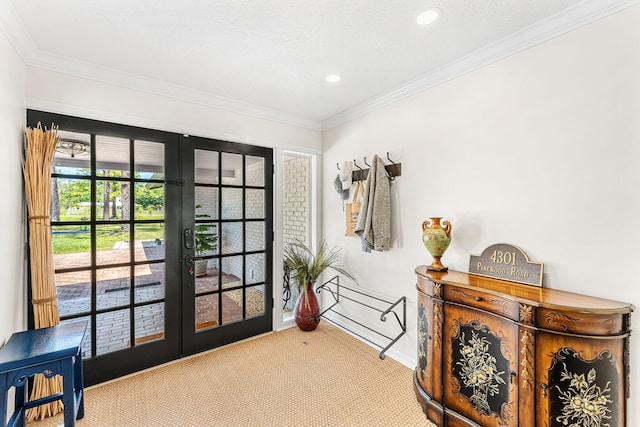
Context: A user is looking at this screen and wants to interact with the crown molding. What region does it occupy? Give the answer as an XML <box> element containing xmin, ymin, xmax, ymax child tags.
<box><xmin>0</xmin><ymin>0</ymin><xmax>37</xmax><ymax>62</ymax></box>
<box><xmin>31</xmin><ymin>53</ymin><xmax>323</xmax><ymax>131</ymax></box>
<box><xmin>322</xmin><ymin>0</ymin><xmax>640</xmax><ymax>130</ymax></box>
<box><xmin>0</xmin><ymin>1</ymin><xmax>322</xmax><ymax>132</ymax></box>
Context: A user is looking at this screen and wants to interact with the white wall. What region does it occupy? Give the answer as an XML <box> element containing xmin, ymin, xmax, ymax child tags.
<box><xmin>0</xmin><ymin>28</ymin><xmax>26</xmax><ymax>345</ymax></box>
<box><xmin>322</xmin><ymin>5</ymin><xmax>640</xmax><ymax>425</ymax></box>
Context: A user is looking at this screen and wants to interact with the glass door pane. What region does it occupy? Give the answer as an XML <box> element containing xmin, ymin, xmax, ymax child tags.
<box><xmin>52</xmin><ymin>135</ymin><xmax>170</xmax><ymax>356</ymax></box>
<box><xmin>182</xmin><ymin>137</ymin><xmax>273</xmax><ymax>356</ymax></box>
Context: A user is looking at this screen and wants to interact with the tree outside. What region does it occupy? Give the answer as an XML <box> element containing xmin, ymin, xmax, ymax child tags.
<box><xmin>51</xmin><ymin>170</ymin><xmax>165</xmax><ymax>254</ymax></box>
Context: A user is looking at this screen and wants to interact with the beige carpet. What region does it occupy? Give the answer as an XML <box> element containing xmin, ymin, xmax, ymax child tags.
<box><xmin>27</xmin><ymin>322</ymin><xmax>433</xmax><ymax>426</ymax></box>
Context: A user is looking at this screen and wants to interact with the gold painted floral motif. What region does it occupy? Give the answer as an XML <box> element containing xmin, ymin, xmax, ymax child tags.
<box><xmin>519</xmin><ymin>304</ymin><xmax>534</xmax><ymax>324</ymax></box>
<box><xmin>520</xmin><ymin>330</ymin><xmax>533</xmax><ymax>390</ymax></box>
<box><xmin>555</xmin><ymin>366</ymin><xmax>612</xmax><ymax>427</ymax></box>
<box><xmin>455</xmin><ymin>331</ymin><xmax>506</xmax><ymax>415</ymax></box>
<box><xmin>433</xmin><ymin>282</ymin><xmax>442</xmax><ymax>298</ymax></box>
<box><xmin>546</xmin><ymin>312</ymin><xmax>581</xmax><ymax>331</ymax></box>
<box><xmin>433</xmin><ymin>303</ymin><xmax>441</xmax><ymax>348</ymax></box>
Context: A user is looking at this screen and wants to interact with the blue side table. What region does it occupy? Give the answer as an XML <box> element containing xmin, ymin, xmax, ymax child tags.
<box><xmin>0</xmin><ymin>321</ymin><xmax>87</xmax><ymax>427</ymax></box>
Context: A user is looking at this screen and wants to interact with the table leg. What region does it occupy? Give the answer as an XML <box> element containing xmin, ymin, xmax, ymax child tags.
<box><xmin>0</xmin><ymin>374</ymin><xmax>7</xmax><ymax>427</ymax></box>
<box><xmin>0</xmin><ymin>374</ymin><xmax>27</xmax><ymax>427</ymax></box>
<box><xmin>14</xmin><ymin>381</ymin><xmax>26</xmax><ymax>427</ymax></box>
<box><xmin>62</xmin><ymin>362</ymin><xmax>74</xmax><ymax>427</ymax></box>
<box><xmin>73</xmin><ymin>353</ymin><xmax>84</xmax><ymax>419</ymax></box>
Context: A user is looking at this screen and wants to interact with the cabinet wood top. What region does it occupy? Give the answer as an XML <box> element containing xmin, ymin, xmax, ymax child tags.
<box><xmin>416</xmin><ymin>266</ymin><xmax>634</xmax><ymax>314</ymax></box>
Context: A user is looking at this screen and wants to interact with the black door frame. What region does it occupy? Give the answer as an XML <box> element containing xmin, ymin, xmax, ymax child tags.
<box><xmin>26</xmin><ymin>110</ymin><xmax>274</xmax><ymax>385</ymax></box>
<box><xmin>180</xmin><ymin>135</ymin><xmax>274</xmax><ymax>356</ymax></box>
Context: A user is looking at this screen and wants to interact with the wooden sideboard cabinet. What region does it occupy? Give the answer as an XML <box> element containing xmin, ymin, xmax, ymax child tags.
<box><xmin>413</xmin><ymin>267</ymin><xmax>634</xmax><ymax>427</ymax></box>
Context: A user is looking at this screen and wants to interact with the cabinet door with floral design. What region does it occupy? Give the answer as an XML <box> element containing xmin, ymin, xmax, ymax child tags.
<box><xmin>535</xmin><ymin>331</ymin><xmax>627</xmax><ymax>427</ymax></box>
<box><xmin>443</xmin><ymin>304</ymin><xmax>519</xmax><ymax>427</ymax></box>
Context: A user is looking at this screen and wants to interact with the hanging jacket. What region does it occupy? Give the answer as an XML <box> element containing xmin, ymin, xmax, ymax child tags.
<box><xmin>354</xmin><ymin>155</ymin><xmax>390</xmax><ymax>252</ymax></box>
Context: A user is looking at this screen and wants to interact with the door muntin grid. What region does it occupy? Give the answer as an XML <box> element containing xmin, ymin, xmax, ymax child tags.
<box><xmin>51</xmin><ymin>130</ymin><xmax>168</xmax><ymax>358</ymax></box>
<box><xmin>194</xmin><ymin>149</ymin><xmax>268</xmax><ymax>329</ymax></box>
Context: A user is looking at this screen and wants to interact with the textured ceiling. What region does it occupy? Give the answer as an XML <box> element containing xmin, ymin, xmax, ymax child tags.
<box><xmin>2</xmin><ymin>0</ymin><xmax>634</xmax><ymax>128</ymax></box>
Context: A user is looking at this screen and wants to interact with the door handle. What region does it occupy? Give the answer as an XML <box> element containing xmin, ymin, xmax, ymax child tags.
<box><xmin>185</xmin><ymin>255</ymin><xmax>195</xmax><ymax>278</ymax></box>
<box><xmin>540</xmin><ymin>383</ymin><xmax>548</xmax><ymax>398</ymax></box>
<box><xmin>184</xmin><ymin>228</ymin><xmax>195</xmax><ymax>249</ymax></box>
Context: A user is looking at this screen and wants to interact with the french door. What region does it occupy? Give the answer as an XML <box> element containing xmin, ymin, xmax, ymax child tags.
<box><xmin>180</xmin><ymin>135</ymin><xmax>273</xmax><ymax>355</ymax></box>
<box><xmin>26</xmin><ymin>111</ymin><xmax>273</xmax><ymax>385</ymax></box>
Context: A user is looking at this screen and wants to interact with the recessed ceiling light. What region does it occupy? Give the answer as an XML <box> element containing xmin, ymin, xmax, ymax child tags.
<box><xmin>417</xmin><ymin>8</ymin><xmax>441</xmax><ymax>26</ymax></box>
<box><xmin>325</xmin><ymin>74</ymin><xmax>341</xmax><ymax>83</ymax></box>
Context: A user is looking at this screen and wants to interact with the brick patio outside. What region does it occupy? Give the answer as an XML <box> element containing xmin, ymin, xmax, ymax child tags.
<box><xmin>55</xmin><ymin>240</ymin><xmax>264</xmax><ymax>357</ymax></box>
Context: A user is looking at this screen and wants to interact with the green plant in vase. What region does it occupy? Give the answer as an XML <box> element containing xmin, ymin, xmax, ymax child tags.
<box><xmin>284</xmin><ymin>239</ymin><xmax>356</xmax><ymax>331</ymax></box>
<box><xmin>195</xmin><ymin>205</ymin><xmax>218</xmax><ymax>276</ymax></box>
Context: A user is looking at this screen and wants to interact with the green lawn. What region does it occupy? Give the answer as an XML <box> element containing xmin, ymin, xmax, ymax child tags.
<box><xmin>52</xmin><ymin>222</ymin><xmax>164</xmax><ymax>254</ymax></box>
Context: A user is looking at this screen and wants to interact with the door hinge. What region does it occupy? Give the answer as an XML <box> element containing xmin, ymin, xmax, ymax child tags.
<box><xmin>166</xmin><ymin>179</ymin><xmax>185</xmax><ymax>186</ymax></box>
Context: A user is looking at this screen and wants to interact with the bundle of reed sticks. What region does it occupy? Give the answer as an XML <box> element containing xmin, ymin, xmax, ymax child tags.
<box><xmin>23</xmin><ymin>122</ymin><xmax>64</xmax><ymax>421</ymax></box>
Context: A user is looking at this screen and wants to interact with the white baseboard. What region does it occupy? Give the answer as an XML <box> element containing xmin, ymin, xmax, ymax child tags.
<box><xmin>276</xmin><ymin>316</ymin><xmax>296</xmax><ymax>331</ymax></box>
<box><xmin>321</xmin><ymin>316</ymin><xmax>415</xmax><ymax>370</ymax></box>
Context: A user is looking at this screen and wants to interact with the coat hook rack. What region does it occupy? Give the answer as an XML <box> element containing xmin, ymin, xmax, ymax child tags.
<box><xmin>386</xmin><ymin>152</ymin><xmax>396</xmax><ymax>165</ymax></box>
<box><xmin>349</xmin><ymin>153</ymin><xmax>402</xmax><ymax>182</ymax></box>
<box><xmin>385</xmin><ymin>152</ymin><xmax>400</xmax><ymax>181</ymax></box>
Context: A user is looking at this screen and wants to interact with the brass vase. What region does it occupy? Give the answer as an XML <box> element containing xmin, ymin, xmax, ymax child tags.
<box><xmin>421</xmin><ymin>217</ymin><xmax>452</xmax><ymax>271</ymax></box>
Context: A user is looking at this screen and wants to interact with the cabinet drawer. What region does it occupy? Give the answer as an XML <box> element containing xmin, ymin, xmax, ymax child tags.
<box><xmin>536</xmin><ymin>307</ymin><xmax>626</xmax><ymax>335</ymax></box>
<box><xmin>416</xmin><ymin>275</ymin><xmax>438</xmax><ymax>297</ymax></box>
<box><xmin>444</xmin><ymin>285</ymin><xmax>520</xmax><ymax>321</ymax></box>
